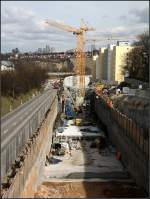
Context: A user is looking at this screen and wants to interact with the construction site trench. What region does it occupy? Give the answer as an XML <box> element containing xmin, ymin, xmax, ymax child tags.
<box><xmin>34</xmin><ymin>88</ymin><xmax>147</xmax><ymax>198</ymax></box>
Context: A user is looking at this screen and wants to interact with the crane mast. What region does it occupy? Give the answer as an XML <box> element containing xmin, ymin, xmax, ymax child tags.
<box><xmin>45</xmin><ymin>19</ymin><xmax>94</xmax><ymax>97</ymax></box>
<box><xmin>74</xmin><ymin>30</ymin><xmax>86</xmax><ymax>97</ymax></box>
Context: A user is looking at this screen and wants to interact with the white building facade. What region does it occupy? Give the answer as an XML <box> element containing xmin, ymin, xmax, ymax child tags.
<box><xmin>94</xmin><ymin>42</ymin><xmax>133</xmax><ymax>83</ymax></box>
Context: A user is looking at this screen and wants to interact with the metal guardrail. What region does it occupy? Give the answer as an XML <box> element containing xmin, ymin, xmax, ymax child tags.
<box><xmin>1</xmin><ymin>89</ymin><xmax>57</xmax><ymax>181</ymax></box>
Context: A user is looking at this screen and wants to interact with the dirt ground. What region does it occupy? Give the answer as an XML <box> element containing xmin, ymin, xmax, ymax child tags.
<box><xmin>43</xmin><ymin>140</ymin><xmax>126</xmax><ymax>179</ymax></box>
<box><xmin>34</xmin><ymin>140</ymin><xmax>147</xmax><ymax>198</ymax></box>
<box><xmin>34</xmin><ymin>181</ymin><xmax>146</xmax><ymax>198</ymax></box>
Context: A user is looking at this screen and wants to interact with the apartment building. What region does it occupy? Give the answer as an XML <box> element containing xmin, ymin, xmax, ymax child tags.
<box><xmin>112</xmin><ymin>45</ymin><xmax>133</xmax><ymax>82</ymax></box>
<box><xmin>103</xmin><ymin>44</ymin><xmax>116</xmax><ymax>81</ymax></box>
<box><xmin>93</xmin><ymin>41</ymin><xmax>133</xmax><ymax>83</ymax></box>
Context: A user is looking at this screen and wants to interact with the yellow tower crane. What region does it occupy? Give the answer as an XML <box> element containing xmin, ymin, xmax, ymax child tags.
<box><xmin>45</xmin><ymin>19</ymin><xmax>94</xmax><ymax>97</ymax></box>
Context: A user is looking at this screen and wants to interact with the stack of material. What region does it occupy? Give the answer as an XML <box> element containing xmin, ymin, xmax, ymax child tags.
<box><xmin>75</xmin><ymin>118</ymin><xmax>82</xmax><ymax>126</ymax></box>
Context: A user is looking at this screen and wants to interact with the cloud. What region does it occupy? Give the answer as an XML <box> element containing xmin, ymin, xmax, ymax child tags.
<box><xmin>119</xmin><ymin>15</ymin><xmax>127</xmax><ymax>21</ymax></box>
<box><xmin>1</xmin><ymin>3</ymin><xmax>149</xmax><ymax>52</ymax></box>
<box><xmin>1</xmin><ymin>6</ymin><xmax>35</xmax><ymax>25</ymax></box>
<box><xmin>86</xmin><ymin>23</ymin><xmax>148</xmax><ymax>45</ymax></box>
<box><xmin>131</xmin><ymin>7</ymin><xmax>149</xmax><ymax>23</ymax></box>
<box><xmin>102</xmin><ymin>15</ymin><xmax>108</xmax><ymax>19</ymax></box>
<box><xmin>120</xmin><ymin>7</ymin><xmax>149</xmax><ymax>24</ymax></box>
<box><xmin>1</xmin><ymin>5</ymin><xmax>76</xmax><ymax>52</ymax></box>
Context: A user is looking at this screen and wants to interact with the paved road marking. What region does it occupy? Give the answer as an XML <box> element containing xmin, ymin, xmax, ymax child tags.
<box><xmin>3</xmin><ymin>129</ymin><xmax>8</xmax><ymax>134</ymax></box>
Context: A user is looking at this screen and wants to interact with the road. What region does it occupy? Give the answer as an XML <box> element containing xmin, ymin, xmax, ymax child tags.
<box><xmin>1</xmin><ymin>86</ymin><xmax>58</xmax><ymax>183</ymax></box>
<box><xmin>1</xmin><ymin>89</ymin><xmax>53</xmax><ymax>148</ymax></box>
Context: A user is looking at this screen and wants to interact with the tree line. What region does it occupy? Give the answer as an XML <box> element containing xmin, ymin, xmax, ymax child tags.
<box><xmin>1</xmin><ymin>61</ymin><xmax>49</xmax><ymax>97</ymax></box>
<box><xmin>123</xmin><ymin>30</ymin><xmax>149</xmax><ymax>82</ymax></box>
<box><xmin>47</xmin><ymin>58</ymin><xmax>74</xmax><ymax>72</ymax></box>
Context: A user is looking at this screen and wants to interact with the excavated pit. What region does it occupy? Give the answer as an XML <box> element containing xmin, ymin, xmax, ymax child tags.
<box><xmin>34</xmin><ymin>91</ymin><xmax>147</xmax><ymax>198</ymax></box>
<box><xmin>34</xmin><ymin>133</ymin><xmax>146</xmax><ymax>198</ymax></box>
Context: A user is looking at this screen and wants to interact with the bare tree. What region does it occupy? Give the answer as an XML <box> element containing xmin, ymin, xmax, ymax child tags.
<box><xmin>123</xmin><ymin>30</ymin><xmax>149</xmax><ymax>82</ymax></box>
<box><xmin>1</xmin><ymin>61</ymin><xmax>49</xmax><ymax>97</ymax></box>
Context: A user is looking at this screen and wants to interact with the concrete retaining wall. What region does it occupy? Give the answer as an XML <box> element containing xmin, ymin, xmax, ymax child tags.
<box><xmin>2</xmin><ymin>95</ymin><xmax>58</xmax><ymax>198</ymax></box>
<box><xmin>94</xmin><ymin>96</ymin><xmax>149</xmax><ymax>192</ymax></box>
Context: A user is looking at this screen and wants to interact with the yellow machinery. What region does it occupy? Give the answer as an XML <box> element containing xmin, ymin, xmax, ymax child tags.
<box><xmin>45</xmin><ymin>19</ymin><xmax>94</xmax><ymax>97</ymax></box>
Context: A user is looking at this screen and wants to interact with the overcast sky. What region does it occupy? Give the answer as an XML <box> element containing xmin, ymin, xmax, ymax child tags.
<box><xmin>1</xmin><ymin>1</ymin><xmax>149</xmax><ymax>52</ymax></box>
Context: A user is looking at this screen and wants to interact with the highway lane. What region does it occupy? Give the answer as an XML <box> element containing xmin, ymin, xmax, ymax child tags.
<box><xmin>1</xmin><ymin>93</ymin><xmax>54</xmax><ymax>150</ymax></box>
<box><xmin>1</xmin><ymin>89</ymin><xmax>54</xmax><ymax>143</ymax></box>
<box><xmin>1</xmin><ymin>87</ymin><xmax>57</xmax><ymax>182</ymax></box>
<box><xmin>1</xmin><ymin>92</ymin><xmax>43</xmax><ymax>122</ymax></box>
<box><xmin>1</xmin><ymin>95</ymin><xmax>46</xmax><ymax>139</ymax></box>
<box><xmin>1</xmin><ymin>91</ymin><xmax>48</xmax><ymax>125</ymax></box>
